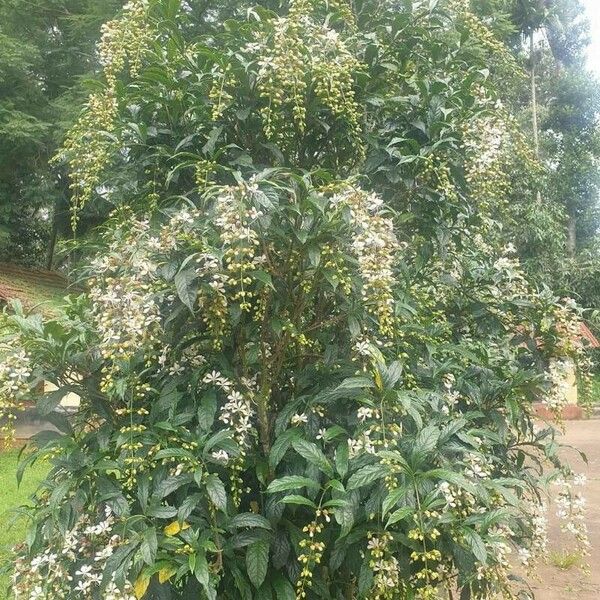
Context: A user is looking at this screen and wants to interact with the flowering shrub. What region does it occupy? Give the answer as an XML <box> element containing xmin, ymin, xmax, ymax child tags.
<box><xmin>3</xmin><ymin>0</ymin><xmax>592</xmax><ymax>599</ymax></box>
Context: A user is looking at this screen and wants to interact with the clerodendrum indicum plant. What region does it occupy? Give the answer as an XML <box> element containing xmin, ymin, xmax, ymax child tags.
<box><xmin>0</xmin><ymin>0</ymin><xmax>593</xmax><ymax>599</ymax></box>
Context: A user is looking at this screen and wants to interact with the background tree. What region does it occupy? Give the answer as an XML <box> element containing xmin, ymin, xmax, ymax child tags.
<box><xmin>0</xmin><ymin>0</ymin><xmax>121</xmax><ymax>268</ymax></box>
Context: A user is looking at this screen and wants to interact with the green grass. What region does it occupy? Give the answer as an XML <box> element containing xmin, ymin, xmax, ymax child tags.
<box><xmin>0</xmin><ymin>450</ymin><xmax>49</xmax><ymax>598</ymax></box>
<box><xmin>549</xmin><ymin>549</ymin><xmax>583</xmax><ymax>570</ymax></box>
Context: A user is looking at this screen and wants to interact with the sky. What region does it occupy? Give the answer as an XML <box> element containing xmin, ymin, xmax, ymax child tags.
<box><xmin>583</xmin><ymin>0</ymin><xmax>600</xmax><ymax>74</ymax></box>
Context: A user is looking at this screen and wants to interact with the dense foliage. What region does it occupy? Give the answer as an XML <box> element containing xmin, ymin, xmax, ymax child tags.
<box><xmin>0</xmin><ymin>0</ymin><xmax>121</xmax><ymax>266</ymax></box>
<box><xmin>0</xmin><ymin>0</ymin><xmax>596</xmax><ymax>599</ymax></box>
<box><xmin>507</xmin><ymin>0</ymin><xmax>600</xmax><ymax>321</ymax></box>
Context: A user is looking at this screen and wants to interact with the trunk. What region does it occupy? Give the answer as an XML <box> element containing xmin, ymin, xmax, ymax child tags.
<box><xmin>567</xmin><ymin>214</ymin><xmax>576</xmax><ymax>258</ymax></box>
<box><xmin>47</xmin><ymin>176</ymin><xmax>71</xmax><ymax>271</ymax></box>
<box><xmin>530</xmin><ymin>33</ymin><xmax>542</xmax><ymax>204</ymax></box>
<box><xmin>530</xmin><ymin>33</ymin><xmax>540</xmax><ymax>158</ymax></box>
<box><xmin>46</xmin><ymin>200</ymin><xmax>60</xmax><ymax>271</ymax></box>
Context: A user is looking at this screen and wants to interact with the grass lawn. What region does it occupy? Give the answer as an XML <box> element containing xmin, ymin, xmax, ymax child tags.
<box><xmin>0</xmin><ymin>450</ymin><xmax>49</xmax><ymax>599</ymax></box>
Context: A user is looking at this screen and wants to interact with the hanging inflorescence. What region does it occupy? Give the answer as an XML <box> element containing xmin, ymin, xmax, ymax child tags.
<box><xmin>0</xmin><ymin>344</ymin><xmax>31</xmax><ymax>445</ymax></box>
<box><xmin>212</xmin><ymin>182</ymin><xmax>265</xmax><ymax>313</ymax></box>
<box><xmin>333</xmin><ymin>186</ymin><xmax>398</xmax><ymax>339</ymax></box>
<box><xmin>238</xmin><ymin>0</ymin><xmax>364</xmax><ymax>158</ymax></box>
<box><xmin>60</xmin><ymin>0</ymin><xmax>154</xmax><ymax>227</ymax></box>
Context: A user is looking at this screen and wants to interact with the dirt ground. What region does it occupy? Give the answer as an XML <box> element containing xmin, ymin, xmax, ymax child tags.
<box><xmin>525</xmin><ymin>419</ymin><xmax>600</xmax><ymax>599</ymax></box>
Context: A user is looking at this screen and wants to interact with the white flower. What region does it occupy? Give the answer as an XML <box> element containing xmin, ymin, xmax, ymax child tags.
<box><xmin>357</xmin><ymin>407</ymin><xmax>375</xmax><ymax>422</ymax></box>
<box><xmin>29</xmin><ymin>586</ymin><xmax>45</xmax><ymax>600</ymax></box>
<box><xmin>211</xmin><ymin>450</ymin><xmax>230</xmax><ymax>463</ymax></box>
<box><xmin>353</xmin><ymin>340</ymin><xmax>371</xmax><ymax>356</ymax></box>
<box><xmin>203</xmin><ymin>370</ymin><xmax>223</xmax><ymax>384</ymax></box>
<box><xmin>291</xmin><ymin>413</ymin><xmax>308</xmax><ymax>426</ymax></box>
<box><xmin>517</xmin><ymin>547</ymin><xmax>531</xmax><ymax>566</ymax></box>
<box><xmin>95</xmin><ymin>545</ymin><xmax>115</xmax><ymax>561</ymax></box>
<box><xmin>75</xmin><ymin>564</ymin><xmax>94</xmax><ymax>578</ymax></box>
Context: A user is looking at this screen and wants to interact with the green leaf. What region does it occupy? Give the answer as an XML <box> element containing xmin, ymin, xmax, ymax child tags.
<box><xmin>347</xmin><ymin>464</ymin><xmax>388</xmax><ymax>490</ymax></box>
<box><xmin>308</xmin><ymin>246</ymin><xmax>321</xmax><ymax>267</ymax></box>
<box><xmin>463</xmin><ymin>528</ymin><xmax>487</xmax><ymax>564</ymax></box>
<box><xmin>322</xmin><ymin>499</ymin><xmax>347</xmax><ymax>508</ymax></box>
<box><xmin>322</xmin><ymin>425</ymin><xmax>346</xmax><ymax>442</ymax></box>
<box><xmin>382</xmin><ymin>486</ymin><xmax>406</xmax><ymax>517</ymax></box>
<box><xmin>280</xmin><ymin>495</ymin><xmax>317</xmax><ymax>508</ymax></box>
<box><xmin>272</xmin><ymin>574</ymin><xmax>295</xmax><ymax>600</ymax></box>
<box><xmin>154</xmin><ymin>448</ymin><xmax>193</xmax><ymax>461</ymax></box>
<box><xmin>206</xmin><ymin>473</ymin><xmax>227</xmax><ymax>511</ymax></box>
<box><xmin>175</xmin><ymin>268</ymin><xmax>197</xmax><ymax>312</ymax></box>
<box><xmin>246</xmin><ymin>539</ymin><xmax>270</xmax><ymax>588</ymax></box>
<box><xmin>195</xmin><ymin>549</ymin><xmax>210</xmax><ymax>587</ymax></box>
<box><xmin>335</xmin><ymin>442</ymin><xmax>349</xmax><ymax>478</ymax></box>
<box><xmin>140</xmin><ymin>528</ymin><xmax>157</xmax><ymax>565</ymax></box>
<box><xmin>229</xmin><ymin>513</ymin><xmax>273</xmax><ymax>530</ymax></box>
<box><xmin>266</xmin><ymin>476</ymin><xmax>321</xmax><ymax>494</ymax></box>
<box><xmin>334</xmin><ymin>498</ymin><xmax>355</xmax><ymax>538</ymax></box>
<box><xmin>146</xmin><ymin>505</ymin><xmax>177</xmax><ymax>518</ymax></box>
<box><xmin>292</xmin><ymin>439</ymin><xmax>333</xmax><ymax>477</ymax></box>
<box><xmin>357</xmin><ymin>561</ymin><xmax>374</xmax><ymax>596</ymax></box>
<box><xmin>269</xmin><ymin>429</ymin><xmax>302</xmax><ymax>469</ymax></box>
<box><xmin>386</xmin><ymin>506</ymin><xmax>413</xmax><ymax>528</ymax></box>
<box><xmin>252</xmin><ymin>270</ymin><xmax>275</xmax><ymax>290</ymax></box>
<box><xmin>203</xmin><ymin>125</ymin><xmax>223</xmax><ymax>154</ymax></box>
<box><xmin>422</xmin><ymin>469</ymin><xmax>476</xmax><ymax>494</ymax></box>
<box><xmin>336</xmin><ymin>376</ymin><xmax>374</xmax><ymax>391</ymax></box>
<box><xmin>37</xmin><ymin>386</ymin><xmax>77</xmax><ymax>416</ymax></box>
<box><xmin>197</xmin><ymin>390</ymin><xmax>217</xmax><ymax>431</ymax></box>
<box><xmin>414</xmin><ymin>425</ymin><xmax>439</xmax><ymax>455</ymax></box>
<box><xmin>383</xmin><ymin>361</ymin><xmax>403</xmax><ymax>387</ymax></box>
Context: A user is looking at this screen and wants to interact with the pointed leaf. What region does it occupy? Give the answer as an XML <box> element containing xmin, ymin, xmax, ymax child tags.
<box><xmin>246</xmin><ymin>539</ymin><xmax>270</xmax><ymax>588</ymax></box>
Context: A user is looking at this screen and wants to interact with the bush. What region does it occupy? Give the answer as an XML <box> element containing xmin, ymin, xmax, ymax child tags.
<box><xmin>2</xmin><ymin>1</ymin><xmax>590</xmax><ymax>599</ymax></box>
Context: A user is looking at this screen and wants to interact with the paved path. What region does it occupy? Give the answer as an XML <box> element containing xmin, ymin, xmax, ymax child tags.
<box><xmin>527</xmin><ymin>420</ymin><xmax>600</xmax><ymax>599</ymax></box>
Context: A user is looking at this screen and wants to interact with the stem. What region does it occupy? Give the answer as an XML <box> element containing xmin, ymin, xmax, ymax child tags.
<box><xmin>256</xmin><ymin>390</ymin><xmax>271</xmax><ymax>458</ymax></box>
<box><xmin>345</xmin><ymin>578</ymin><xmax>356</xmax><ymax>600</ymax></box>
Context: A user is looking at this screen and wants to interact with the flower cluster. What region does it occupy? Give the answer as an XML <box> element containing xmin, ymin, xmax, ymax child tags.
<box><xmin>89</xmin><ymin>208</ymin><xmax>203</xmax><ymax>390</ymax></box>
<box><xmin>212</xmin><ymin>183</ymin><xmax>265</xmax><ymax>312</ymax></box>
<box><xmin>334</xmin><ymin>187</ymin><xmax>398</xmax><ymax>338</ymax></box>
<box><xmin>554</xmin><ymin>473</ymin><xmax>590</xmax><ymax>555</ymax></box>
<box><xmin>519</xmin><ymin>499</ymin><xmax>548</xmax><ymax>568</ymax></box>
<box><xmin>242</xmin><ymin>0</ymin><xmax>363</xmax><ymax>155</ymax></box>
<box><xmin>544</xmin><ymin>358</ymin><xmax>574</xmax><ymax>416</ymax></box>
<box><xmin>449</xmin><ymin>0</ymin><xmax>521</xmax><ymax>77</ymax></box>
<box><xmin>12</xmin><ymin>507</ymin><xmax>136</xmax><ymax>600</ymax></box>
<box><xmin>366</xmin><ymin>532</ymin><xmax>401</xmax><ymax>599</ymax></box>
<box><xmin>296</xmin><ymin>513</ymin><xmax>327</xmax><ymax>599</ymax></box>
<box><xmin>438</xmin><ymin>481</ymin><xmax>477</xmax><ymax>517</ymax></box>
<box><xmin>88</xmin><ymin>221</ymin><xmax>162</xmax><ymax>391</ymax></box>
<box><xmin>196</xmin><ymin>252</ymin><xmax>229</xmax><ymax>348</ymax></box>
<box><xmin>441</xmin><ymin>372</ymin><xmax>460</xmax><ymax>415</ymax></box>
<box><xmin>99</xmin><ymin>0</ymin><xmax>150</xmax><ymax>86</ymax></box>
<box><xmin>474</xmin><ymin>524</ymin><xmax>514</xmax><ymax>591</ymax></box>
<box><xmin>462</xmin><ymin>107</ymin><xmax>511</xmax><ymax>210</ymax></box>
<box><xmin>61</xmin><ymin>0</ymin><xmax>153</xmax><ymax>222</ymax></box>
<box><xmin>0</xmin><ymin>345</ymin><xmax>31</xmax><ymax>443</ymax></box>
<box><xmin>202</xmin><ymin>370</ymin><xmax>255</xmax><ymax>505</ymax></box>
<box><xmin>208</xmin><ymin>64</ymin><xmax>236</xmax><ymax>121</ymax></box>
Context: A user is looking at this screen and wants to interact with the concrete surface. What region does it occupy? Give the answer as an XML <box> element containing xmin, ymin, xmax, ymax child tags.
<box><xmin>526</xmin><ymin>420</ymin><xmax>600</xmax><ymax>599</ymax></box>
